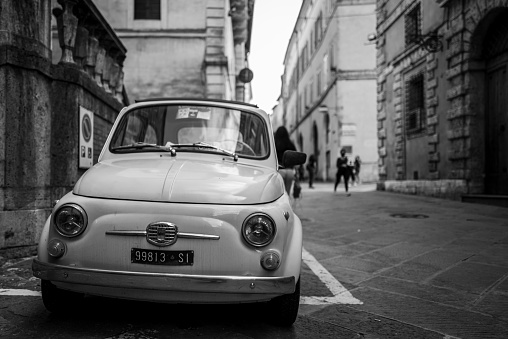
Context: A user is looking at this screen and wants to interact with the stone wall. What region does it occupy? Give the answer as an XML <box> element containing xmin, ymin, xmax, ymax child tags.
<box><xmin>376</xmin><ymin>0</ymin><xmax>508</xmax><ymax>200</ymax></box>
<box><xmin>0</xmin><ymin>0</ymin><xmax>128</xmax><ymax>259</ymax></box>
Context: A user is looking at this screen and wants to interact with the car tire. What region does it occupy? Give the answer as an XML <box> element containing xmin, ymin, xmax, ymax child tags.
<box><xmin>41</xmin><ymin>280</ymin><xmax>82</xmax><ymax>313</ymax></box>
<box><xmin>267</xmin><ymin>277</ymin><xmax>300</xmax><ymax>326</ymax></box>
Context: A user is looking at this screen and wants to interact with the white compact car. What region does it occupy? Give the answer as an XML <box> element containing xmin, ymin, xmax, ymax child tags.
<box><xmin>32</xmin><ymin>98</ymin><xmax>307</xmax><ymax>326</ymax></box>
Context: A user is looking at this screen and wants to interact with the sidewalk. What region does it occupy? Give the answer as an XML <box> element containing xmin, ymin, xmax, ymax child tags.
<box><xmin>296</xmin><ymin>181</ymin><xmax>508</xmax><ymax>338</ymax></box>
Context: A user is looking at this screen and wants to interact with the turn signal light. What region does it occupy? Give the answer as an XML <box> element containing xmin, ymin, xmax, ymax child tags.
<box><xmin>48</xmin><ymin>239</ymin><xmax>66</xmax><ymax>258</ymax></box>
<box><xmin>260</xmin><ymin>251</ymin><xmax>280</xmax><ymax>270</ymax></box>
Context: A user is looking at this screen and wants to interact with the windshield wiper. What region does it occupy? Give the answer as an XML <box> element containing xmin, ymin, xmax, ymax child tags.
<box><xmin>171</xmin><ymin>142</ymin><xmax>238</xmax><ymax>161</ymax></box>
<box><xmin>112</xmin><ymin>142</ymin><xmax>176</xmax><ymax>156</ymax></box>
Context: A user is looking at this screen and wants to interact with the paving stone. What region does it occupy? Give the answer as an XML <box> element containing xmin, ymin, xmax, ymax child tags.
<box><xmin>442</xmin><ymin>238</ymin><xmax>495</xmax><ymax>254</ymax></box>
<box><xmin>497</xmin><ymin>277</ymin><xmax>508</xmax><ymax>293</ymax></box>
<box><xmin>301</xmin><ymin>262</ymin><xmax>333</xmax><ymax>297</ymax></box>
<box><xmin>357</xmin><ymin>242</ymin><xmax>434</xmax><ymax>266</ymax></box>
<box><xmin>348</xmin><ymin>286</ymin><xmax>508</xmax><ymax>338</ymax></box>
<box><xmin>307</xmin><ymin>304</ymin><xmax>443</xmax><ymax>339</ymax></box>
<box><xmin>474</xmin><ymin>290</ymin><xmax>508</xmax><ymax>321</ymax></box>
<box><xmin>469</xmin><ymin>244</ymin><xmax>508</xmax><ymax>268</ymax></box>
<box><xmin>319</xmin><ymin>265</ymin><xmax>372</xmax><ymax>286</ymax></box>
<box><xmin>429</xmin><ymin>262</ymin><xmax>508</xmax><ymax>294</ymax></box>
<box><xmin>303</xmin><ymin>240</ymin><xmax>351</xmax><ymax>261</ymax></box>
<box><xmin>341</xmin><ymin>242</ymin><xmax>383</xmax><ymax>256</ymax></box>
<box><xmin>359</xmin><ymin>276</ymin><xmax>477</xmax><ymax>308</ymax></box>
<box><xmin>337</xmin><ymin>231</ymin><xmax>410</xmax><ymax>247</ymax></box>
<box><xmin>321</xmin><ymin>256</ymin><xmax>387</xmax><ymax>274</ymax></box>
<box><xmin>461</xmin><ymin>228</ymin><xmax>508</xmax><ymax>242</ymax></box>
<box><xmin>379</xmin><ymin>250</ymin><xmax>471</xmax><ymax>282</ymax></box>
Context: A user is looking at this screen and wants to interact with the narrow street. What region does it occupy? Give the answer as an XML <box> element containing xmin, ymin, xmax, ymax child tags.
<box><xmin>1</xmin><ymin>184</ymin><xmax>508</xmax><ymax>338</ymax></box>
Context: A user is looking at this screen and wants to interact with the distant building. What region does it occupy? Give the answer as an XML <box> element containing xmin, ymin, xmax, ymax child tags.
<box><xmin>270</xmin><ymin>95</ymin><xmax>284</xmax><ymax>132</ymax></box>
<box><xmin>92</xmin><ymin>0</ymin><xmax>254</xmax><ymax>102</ymax></box>
<box><xmin>376</xmin><ymin>0</ymin><xmax>508</xmax><ymax>200</ymax></box>
<box><xmin>279</xmin><ymin>0</ymin><xmax>378</xmax><ymax>182</ymax></box>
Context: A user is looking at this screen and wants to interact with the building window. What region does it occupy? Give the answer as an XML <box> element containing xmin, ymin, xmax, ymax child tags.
<box><xmin>314</xmin><ymin>13</ymin><xmax>323</xmax><ymax>48</ymax></box>
<box><xmin>134</xmin><ymin>0</ymin><xmax>161</xmax><ymax>20</ymax></box>
<box><xmin>405</xmin><ymin>3</ymin><xmax>421</xmax><ymax>47</ymax></box>
<box><xmin>405</xmin><ymin>71</ymin><xmax>425</xmax><ymax>135</ymax></box>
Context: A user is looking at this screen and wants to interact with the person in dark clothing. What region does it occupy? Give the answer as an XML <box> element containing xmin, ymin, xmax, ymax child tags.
<box><xmin>306</xmin><ymin>154</ymin><xmax>316</xmax><ymax>188</ymax></box>
<box><xmin>354</xmin><ymin>155</ymin><xmax>362</xmax><ymax>185</ymax></box>
<box><xmin>274</xmin><ymin>126</ymin><xmax>296</xmax><ymax>195</ymax></box>
<box><xmin>334</xmin><ymin>149</ymin><xmax>351</xmax><ymax>196</ymax></box>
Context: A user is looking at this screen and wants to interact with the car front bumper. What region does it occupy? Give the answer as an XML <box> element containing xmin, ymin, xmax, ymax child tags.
<box><xmin>32</xmin><ymin>259</ymin><xmax>296</xmax><ymax>303</ymax></box>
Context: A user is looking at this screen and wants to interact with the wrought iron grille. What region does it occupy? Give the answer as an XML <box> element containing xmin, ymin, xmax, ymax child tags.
<box><xmin>405</xmin><ymin>3</ymin><xmax>421</xmax><ymax>47</ymax></box>
<box><xmin>405</xmin><ymin>72</ymin><xmax>425</xmax><ymax>135</ymax></box>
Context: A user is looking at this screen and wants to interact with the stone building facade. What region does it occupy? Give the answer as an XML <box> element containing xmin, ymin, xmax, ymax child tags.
<box><xmin>279</xmin><ymin>0</ymin><xmax>378</xmax><ymax>183</ymax></box>
<box><xmin>92</xmin><ymin>0</ymin><xmax>254</xmax><ymax>102</ymax></box>
<box><xmin>376</xmin><ymin>0</ymin><xmax>508</xmax><ymax>200</ymax></box>
<box><xmin>1</xmin><ymin>0</ymin><xmax>128</xmax><ymax>258</ymax></box>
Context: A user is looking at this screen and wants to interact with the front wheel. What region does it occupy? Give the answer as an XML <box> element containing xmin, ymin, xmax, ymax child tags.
<box><xmin>267</xmin><ymin>277</ymin><xmax>300</xmax><ymax>326</ymax></box>
<box><xmin>41</xmin><ymin>280</ymin><xmax>83</xmax><ymax>313</ymax></box>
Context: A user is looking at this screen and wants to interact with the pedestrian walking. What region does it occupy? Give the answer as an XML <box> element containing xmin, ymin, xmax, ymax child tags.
<box><xmin>348</xmin><ymin>159</ymin><xmax>356</xmax><ymax>187</ymax></box>
<box><xmin>334</xmin><ymin>148</ymin><xmax>351</xmax><ymax>196</ymax></box>
<box><xmin>275</xmin><ymin>126</ymin><xmax>296</xmax><ymax>195</ymax></box>
<box><xmin>292</xmin><ymin>166</ymin><xmax>303</xmax><ymax>210</ymax></box>
<box><xmin>306</xmin><ymin>154</ymin><xmax>316</xmax><ymax>188</ymax></box>
<box><xmin>354</xmin><ymin>155</ymin><xmax>362</xmax><ymax>185</ymax></box>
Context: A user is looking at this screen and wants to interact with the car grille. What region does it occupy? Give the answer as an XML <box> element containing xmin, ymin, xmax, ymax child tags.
<box><xmin>146</xmin><ymin>222</ymin><xmax>178</xmax><ymax>246</ymax></box>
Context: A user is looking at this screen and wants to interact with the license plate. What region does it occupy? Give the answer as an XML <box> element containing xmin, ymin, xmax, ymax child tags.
<box><xmin>131</xmin><ymin>248</ymin><xmax>194</xmax><ymax>265</ymax></box>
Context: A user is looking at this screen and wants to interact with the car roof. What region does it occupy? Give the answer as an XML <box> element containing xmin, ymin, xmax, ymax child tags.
<box><xmin>134</xmin><ymin>97</ymin><xmax>259</xmax><ymax>108</ymax></box>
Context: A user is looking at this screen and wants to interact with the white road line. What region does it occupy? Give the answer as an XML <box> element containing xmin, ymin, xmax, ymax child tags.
<box><xmin>0</xmin><ymin>289</ymin><xmax>41</xmax><ymax>297</ymax></box>
<box><xmin>300</xmin><ymin>247</ymin><xmax>363</xmax><ymax>305</ymax></box>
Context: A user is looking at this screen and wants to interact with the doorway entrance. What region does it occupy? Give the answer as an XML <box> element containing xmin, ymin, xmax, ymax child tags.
<box><xmin>484</xmin><ymin>10</ymin><xmax>508</xmax><ymax>194</ymax></box>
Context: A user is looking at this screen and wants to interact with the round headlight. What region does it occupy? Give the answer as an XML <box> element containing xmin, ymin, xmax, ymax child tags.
<box><xmin>242</xmin><ymin>213</ymin><xmax>276</xmax><ymax>247</ymax></box>
<box><xmin>54</xmin><ymin>204</ymin><xmax>88</xmax><ymax>237</ymax></box>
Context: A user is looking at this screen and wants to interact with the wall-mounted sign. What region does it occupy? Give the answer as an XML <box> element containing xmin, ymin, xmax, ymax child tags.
<box><xmin>238</xmin><ymin>68</ymin><xmax>254</xmax><ymax>83</ymax></box>
<box><xmin>79</xmin><ymin>106</ymin><xmax>94</xmax><ymax>169</ymax></box>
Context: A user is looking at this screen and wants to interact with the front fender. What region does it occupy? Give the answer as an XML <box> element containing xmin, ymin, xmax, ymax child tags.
<box><xmin>36</xmin><ymin>216</ymin><xmax>51</xmax><ymax>263</ymax></box>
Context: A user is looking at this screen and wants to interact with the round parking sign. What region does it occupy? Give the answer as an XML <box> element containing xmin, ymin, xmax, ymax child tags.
<box><xmin>82</xmin><ymin>114</ymin><xmax>92</xmax><ymax>142</ymax></box>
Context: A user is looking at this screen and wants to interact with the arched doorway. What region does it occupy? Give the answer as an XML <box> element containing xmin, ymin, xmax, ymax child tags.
<box><xmin>483</xmin><ymin>9</ymin><xmax>508</xmax><ymax>194</ymax></box>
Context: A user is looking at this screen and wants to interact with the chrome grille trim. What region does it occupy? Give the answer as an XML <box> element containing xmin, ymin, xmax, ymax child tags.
<box><xmin>106</xmin><ymin>228</ymin><xmax>220</xmax><ymax>242</ymax></box>
<box><xmin>146</xmin><ymin>222</ymin><xmax>177</xmax><ymax>246</ymax></box>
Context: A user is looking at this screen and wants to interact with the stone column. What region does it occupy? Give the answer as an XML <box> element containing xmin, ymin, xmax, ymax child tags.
<box><xmin>115</xmin><ymin>70</ymin><xmax>125</xmax><ymax>102</ymax></box>
<box><xmin>102</xmin><ymin>54</ymin><xmax>114</xmax><ymax>93</ymax></box>
<box><xmin>109</xmin><ymin>58</ymin><xmax>120</xmax><ymax>97</ymax></box>
<box><xmin>53</xmin><ymin>0</ymin><xmax>79</xmax><ymax>64</ymax></box>
<box><xmin>94</xmin><ymin>46</ymin><xmax>106</xmax><ymax>87</ymax></box>
<box><xmin>85</xmin><ymin>35</ymin><xmax>99</xmax><ymax>78</ymax></box>
<box><xmin>73</xmin><ymin>26</ymin><xmax>89</xmax><ymax>68</ymax></box>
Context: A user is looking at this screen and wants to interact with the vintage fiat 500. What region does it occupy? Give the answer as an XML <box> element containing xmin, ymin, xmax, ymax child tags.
<box><xmin>32</xmin><ymin>98</ymin><xmax>306</xmax><ymax>326</ymax></box>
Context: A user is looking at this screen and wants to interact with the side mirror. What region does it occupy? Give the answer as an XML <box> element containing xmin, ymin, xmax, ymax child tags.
<box><xmin>282</xmin><ymin>150</ymin><xmax>307</xmax><ymax>168</ymax></box>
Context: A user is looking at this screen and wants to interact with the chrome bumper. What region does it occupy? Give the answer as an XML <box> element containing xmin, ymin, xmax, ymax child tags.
<box><xmin>32</xmin><ymin>259</ymin><xmax>295</xmax><ymax>295</ymax></box>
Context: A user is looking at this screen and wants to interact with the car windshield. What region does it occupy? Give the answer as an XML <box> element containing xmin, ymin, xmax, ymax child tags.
<box><xmin>109</xmin><ymin>104</ymin><xmax>269</xmax><ymax>158</ymax></box>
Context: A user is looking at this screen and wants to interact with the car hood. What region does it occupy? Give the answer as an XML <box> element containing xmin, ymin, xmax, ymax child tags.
<box><xmin>73</xmin><ymin>157</ymin><xmax>284</xmax><ymax>204</ymax></box>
